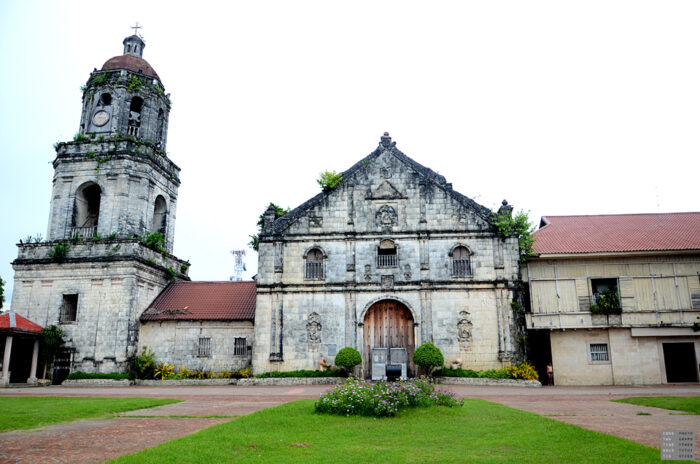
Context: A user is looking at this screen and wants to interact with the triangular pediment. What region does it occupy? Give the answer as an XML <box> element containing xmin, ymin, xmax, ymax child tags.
<box><xmin>367</xmin><ymin>180</ymin><xmax>404</xmax><ymax>200</ymax></box>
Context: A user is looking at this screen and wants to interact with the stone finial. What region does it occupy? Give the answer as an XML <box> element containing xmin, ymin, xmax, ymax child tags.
<box><xmin>123</xmin><ymin>35</ymin><xmax>145</xmax><ymax>58</ymax></box>
<box><xmin>262</xmin><ymin>205</ymin><xmax>277</xmax><ymax>234</ymax></box>
<box><xmin>380</xmin><ymin>132</ymin><xmax>395</xmax><ymax>149</ymax></box>
<box><xmin>497</xmin><ymin>199</ymin><xmax>513</xmax><ymax>218</ymax></box>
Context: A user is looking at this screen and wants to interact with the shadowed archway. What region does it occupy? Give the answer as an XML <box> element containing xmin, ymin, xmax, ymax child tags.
<box><xmin>363</xmin><ymin>299</ymin><xmax>415</xmax><ymax>378</ymax></box>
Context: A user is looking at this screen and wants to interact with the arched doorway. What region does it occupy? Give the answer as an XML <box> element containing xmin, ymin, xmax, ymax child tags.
<box><xmin>363</xmin><ymin>300</ymin><xmax>415</xmax><ymax>379</ymax></box>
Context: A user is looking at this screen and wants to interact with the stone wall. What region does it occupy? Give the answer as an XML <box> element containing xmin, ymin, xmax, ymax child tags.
<box><xmin>139</xmin><ymin>320</ymin><xmax>254</xmax><ymax>371</ymax></box>
<box><xmin>11</xmin><ymin>241</ymin><xmax>188</xmax><ymax>373</ymax></box>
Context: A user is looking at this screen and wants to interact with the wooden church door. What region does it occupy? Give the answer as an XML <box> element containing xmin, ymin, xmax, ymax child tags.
<box><xmin>363</xmin><ymin>300</ymin><xmax>415</xmax><ymax>378</ymax></box>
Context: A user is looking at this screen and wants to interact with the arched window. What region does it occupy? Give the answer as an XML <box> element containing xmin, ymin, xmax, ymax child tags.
<box><xmin>152</xmin><ymin>195</ymin><xmax>167</xmax><ymax>236</ymax></box>
<box><xmin>156</xmin><ymin>108</ymin><xmax>165</xmax><ymax>145</ymax></box>
<box><xmin>71</xmin><ymin>182</ymin><xmax>101</xmax><ymax>239</ymax></box>
<box><xmin>128</xmin><ymin>97</ymin><xmax>144</xmax><ymax>136</ymax></box>
<box><xmin>377</xmin><ymin>239</ymin><xmax>397</xmax><ymax>268</ymax></box>
<box><xmin>450</xmin><ymin>245</ymin><xmax>472</xmax><ymax>277</ymax></box>
<box><xmin>305</xmin><ymin>248</ymin><xmax>324</xmax><ymax>280</ymax></box>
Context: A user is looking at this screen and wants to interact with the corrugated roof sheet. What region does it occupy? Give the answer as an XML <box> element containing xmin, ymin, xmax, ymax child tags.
<box><xmin>533</xmin><ymin>212</ymin><xmax>700</xmax><ymax>254</ymax></box>
<box><xmin>0</xmin><ymin>311</ymin><xmax>43</xmax><ymax>333</ymax></box>
<box><xmin>140</xmin><ymin>281</ymin><xmax>256</xmax><ymax>321</ymax></box>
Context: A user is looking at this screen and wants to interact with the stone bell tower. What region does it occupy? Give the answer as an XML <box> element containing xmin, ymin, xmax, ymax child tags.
<box><xmin>10</xmin><ymin>32</ymin><xmax>189</xmax><ymax>379</ymax></box>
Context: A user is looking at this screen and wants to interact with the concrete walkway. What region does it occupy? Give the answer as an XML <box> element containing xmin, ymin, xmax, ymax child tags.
<box><xmin>0</xmin><ymin>383</ymin><xmax>697</xmax><ymax>463</ymax></box>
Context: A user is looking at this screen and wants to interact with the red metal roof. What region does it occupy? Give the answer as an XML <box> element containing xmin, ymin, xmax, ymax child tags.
<box><xmin>140</xmin><ymin>281</ymin><xmax>256</xmax><ymax>321</ymax></box>
<box><xmin>101</xmin><ymin>55</ymin><xmax>160</xmax><ymax>80</ymax></box>
<box><xmin>533</xmin><ymin>212</ymin><xmax>700</xmax><ymax>255</ymax></box>
<box><xmin>0</xmin><ymin>311</ymin><xmax>43</xmax><ymax>334</ymax></box>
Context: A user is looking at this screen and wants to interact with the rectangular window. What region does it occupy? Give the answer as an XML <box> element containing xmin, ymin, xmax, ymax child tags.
<box><xmin>60</xmin><ymin>294</ymin><xmax>78</xmax><ymax>323</ymax></box>
<box><xmin>305</xmin><ymin>262</ymin><xmax>324</xmax><ymax>280</ymax></box>
<box><xmin>589</xmin><ymin>343</ymin><xmax>610</xmax><ymax>362</ymax></box>
<box><xmin>198</xmin><ymin>337</ymin><xmax>211</xmax><ymax>357</ymax></box>
<box><xmin>452</xmin><ymin>259</ymin><xmax>471</xmax><ymax>277</ymax></box>
<box><xmin>234</xmin><ymin>337</ymin><xmax>247</xmax><ymax>356</ymax></box>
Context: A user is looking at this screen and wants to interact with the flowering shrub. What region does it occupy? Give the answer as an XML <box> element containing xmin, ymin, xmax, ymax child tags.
<box><xmin>505</xmin><ymin>361</ymin><xmax>538</xmax><ymax>380</ymax></box>
<box><xmin>434</xmin><ymin>361</ymin><xmax>538</xmax><ymax>381</ymax></box>
<box><xmin>314</xmin><ymin>377</ymin><xmax>464</xmax><ymax>417</ymax></box>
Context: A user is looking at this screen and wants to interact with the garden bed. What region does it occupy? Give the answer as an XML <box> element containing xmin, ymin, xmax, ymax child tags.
<box><xmin>61</xmin><ymin>379</ymin><xmax>132</xmax><ymax>386</ymax></box>
<box><xmin>436</xmin><ymin>377</ymin><xmax>541</xmax><ymax>387</ymax></box>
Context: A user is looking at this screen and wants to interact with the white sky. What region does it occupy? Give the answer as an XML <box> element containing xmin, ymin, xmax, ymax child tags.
<box><xmin>1</xmin><ymin>1</ymin><xmax>698</xmax><ymax>304</ymax></box>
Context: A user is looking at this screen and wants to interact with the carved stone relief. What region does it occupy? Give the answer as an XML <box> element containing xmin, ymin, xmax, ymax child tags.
<box><xmin>403</xmin><ymin>264</ymin><xmax>412</xmax><ymax>280</ymax></box>
<box><xmin>307</xmin><ymin>312</ymin><xmax>322</xmax><ymax>344</ymax></box>
<box><xmin>380</xmin><ymin>167</ymin><xmax>392</xmax><ymax>178</ymax></box>
<box><xmin>364</xmin><ymin>264</ymin><xmax>372</xmax><ymax>282</ymax></box>
<box><xmin>375</xmin><ymin>205</ymin><xmax>397</xmax><ymax>230</ymax></box>
<box><xmin>457</xmin><ymin>310</ymin><xmax>473</xmax><ymax>350</ymax></box>
<box><xmin>309</xmin><ymin>216</ymin><xmax>322</xmax><ymax>228</ymax></box>
<box><xmin>381</xmin><ymin>275</ymin><xmax>394</xmax><ymax>289</ymax></box>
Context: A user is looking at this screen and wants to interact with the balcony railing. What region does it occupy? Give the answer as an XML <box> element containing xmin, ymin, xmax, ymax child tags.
<box><xmin>70</xmin><ymin>226</ymin><xmax>97</xmax><ymax>240</ymax></box>
<box><xmin>377</xmin><ymin>254</ymin><xmax>397</xmax><ymax>268</ymax></box>
<box><xmin>305</xmin><ymin>262</ymin><xmax>324</xmax><ymax>280</ymax></box>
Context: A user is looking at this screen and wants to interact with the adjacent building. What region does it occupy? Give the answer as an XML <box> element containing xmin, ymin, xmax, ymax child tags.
<box><xmin>525</xmin><ymin>213</ymin><xmax>700</xmax><ymax>385</ymax></box>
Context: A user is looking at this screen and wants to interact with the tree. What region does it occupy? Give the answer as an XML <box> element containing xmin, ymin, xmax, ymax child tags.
<box><xmin>317</xmin><ymin>170</ymin><xmax>343</xmax><ymax>190</ymax></box>
<box><xmin>248</xmin><ymin>202</ymin><xmax>289</xmax><ymax>252</ymax></box>
<box><xmin>334</xmin><ymin>347</ymin><xmax>362</xmax><ymax>376</ymax></box>
<box><xmin>40</xmin><ymin>325</ymin><xmax>64</xmax><ymax>380</ymax></box>
<box><xmin>413</xmin><ymin>342</ymin><xmax>444</xmax><ymax>376</ymax></box>
<box><xmin>0</xmin><ymin>277</ymin><xmax>5</xmax><ymax>309</ymax></box>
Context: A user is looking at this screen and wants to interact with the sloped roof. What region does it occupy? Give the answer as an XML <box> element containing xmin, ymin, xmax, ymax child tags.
<box><xmin>140</xmin><ymin>281</ymin><xmax>256</xmax><ymax>322</ymax></box>
<box><xmin>269</xmin><ymin>134</ymin><xmax>493</xmax><ymax>234</ymax></box>
<box><xmin>533</xmin><ymin>212</ymin><xmax>700</xmax><ymax>255</ymax></box>
<box><xmin>101</xmin><ymin>54</ymin><xmax>160</xmax><ymax>80</ymax></box>
<box><xmin>0</xmin><ymin>311</ymin><xmax>43</xmax><ymax>334</ymax></box>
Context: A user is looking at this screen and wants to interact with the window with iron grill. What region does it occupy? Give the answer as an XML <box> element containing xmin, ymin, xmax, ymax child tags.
<box><xmin>589</xmin><ymin>343</ymin><xmax>609</xmax><ymax>362</ymax></box>
<box><xmin>377</xmin><ymin>240</ymin><xmax>397</xmax><ymax>268</ymax></box>
<box><xmin>234</xmin><ymin>337</ymin><xmax>247</xmax><ymax>356</ymax></box>
<box><xmin>451</xmin><ymin>246</ymin><xmax>472</xmax><ymax>277</ymax></box>
<box><xmin>305</xmin><ymin>248</ymin><xmax>324</xmax><ymax>280</ymax></box>
<box><xmin>198</xmin><ymin>337</ymin><xmax>211</xmax><ymax>357</ymax></box>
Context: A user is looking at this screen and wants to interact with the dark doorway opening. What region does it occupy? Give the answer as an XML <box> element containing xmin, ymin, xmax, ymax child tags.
<box><xmin>527</xmin><ymin>330</ymin><xmax>552</xmax><ymax>384</ymax></box>
<box><xmin>663</xmin><ymin>342</ymin><xmax>698</xmax><ymax>383</ymax></box>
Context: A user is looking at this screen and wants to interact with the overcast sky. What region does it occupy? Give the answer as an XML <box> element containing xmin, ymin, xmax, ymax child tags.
<box><xmin>1</xmin><ymin>1</ymin><xmax>698</xmax><ymax>304</ymax></box>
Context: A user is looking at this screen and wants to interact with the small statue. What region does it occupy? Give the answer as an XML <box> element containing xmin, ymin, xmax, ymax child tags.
<box><xmin>451</xmin><ymin>358</ymin><xmax>463</xmax><ymax>370</ymax></box>
<box><xmin>319</xmin><ymin>357</ymin><xmax>331</xmax><ymax>371</ymax></box>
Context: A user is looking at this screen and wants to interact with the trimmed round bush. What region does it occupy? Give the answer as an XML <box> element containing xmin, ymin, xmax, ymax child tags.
<box><xmin>413</xmin><ymin>342</ymin><xmax>444</xmax><ymax>375</ymax></box>
<box><xmin>334</xmin><ymin>347</ymin><xmax>362</xmax><ymax>370</ymax></box>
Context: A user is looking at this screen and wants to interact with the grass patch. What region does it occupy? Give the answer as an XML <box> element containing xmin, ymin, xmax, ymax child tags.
<box><xmin>110</xmin><ymin>399</ymin><xmax>666</xmax><ymax>463</ymax></box>
<box><xmin>0</xmin><ymin>397</ymin><xmax>180</xmax><ymax>432</ymax></box>
<box><xmin>613</xmin><ymin>396</ymin><xmax>700</xmax><ymax>414</ymax></box>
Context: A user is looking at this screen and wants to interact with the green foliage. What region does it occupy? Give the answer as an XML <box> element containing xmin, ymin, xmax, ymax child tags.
<box><xmin>0</xmin><ymin>277</ymin><xmax>4</xmax><ymax>309</ymax></box>
<box><xmin>317</xmin><ymin>170</ymin><xmax>343</xmax><ymax>190</ymax></box>
<box><xmin>315</xmin><ymin>377</ymin><xmax>463</xmax><ymax>417</ymax></box>
<box><xmin>256</xmin><ymin>369</ymin><xmax>345</xmax><ymax>378</ymax></box>
<box><xmin>165</xmin><ymin>267</ymin><xmax>177</xmax><ymax>281</ymax></box>
<box><xmin>40</xmin><ymin>325</ymin><xmax>64</xmax><ymax>360</ymax></box>
<box><xmin>167</xmin><ymin>366</ymin><xmax>251</xmax><ymax>380</ymax></box>
<box><xmin>91</xmin><ymin>73</ymin><xmax>108</xmax><ymax>85</ymax></box>
<box><xmin>505</xmin><ymin>361</ymin><xmax>539</xmax><ymax>380</ymax></box>
<box><xmin>413</xmin><ymin>342</ymin><xmax>444</xmax><ymax>375</ymax></box>
<box><xmin>491</xmin><ymin>210</ymin><xmax>537</xmax><ymax>263</ymax></box>
<box><xmin>613</xmin><ymin>396</ymin><xmax>700</xmax><ymax>415</ymax></box>
<box><xmin>0</xmin><ymin>397</ymin><xmax>179</xmax><ymax>433</ymax></box>
<box><xmin>48</xmin><ymin>242</ymin><xmax>71</xmax><ymax>262</ymax></box>
<box><xmin>249</xmin><ymin>202</ymin><xmax>290</xmax><ymax>251</ymax></box>
<box><xmin>131</xmin><ymin>346</ymin><xmax>156</xmax><ymax>379</ymax></box>
<box><xmin>106</xmin><ymin>232</ymin><xmax>117</xmax><ymax>240</ymax></box>
<box><xmin>22</xmin><ymin>234</ymin><xmax>43</xmax><ymax>244</ymax></box>
<box><xmin>66</xmin><ymin>371</ymin><xmax>130</xmax><ymax>380</ymax></box>
<box><xmin>53</xmin><ymin>141</ymin><xmax>62</xmax><ymax>151</ymax></box>
<box><xmin>594</xmin><ymin>288</ymin><xmax>621</xmax><ymax>314</ymax></box>
<box><xmin>73</xmin><ymin>133</ymin><xmax>91</xmax><ymax>142</ymax></box>
<box><xmin>139</xmin><ymin>231</ymin><xmax>165</xmax><ymax>252</ymax></box>
<box><xmin>334</xmin><ymin>347</ymin><xmax>362</xmax><ymax>372</ymax></box>
<box><xmin>127</xmin><ymin>75</ymin><xmax>145</xmax><ymax>93</ymax></box>
<box><xmin>155</xmin><ymin>362</ymin><xmax>174</xmax><ymax>380</ymax></box>
<box><xmin>180</xmin><ymin>263</ymin><xmax>190</xmax><ymax>274</ymax></box>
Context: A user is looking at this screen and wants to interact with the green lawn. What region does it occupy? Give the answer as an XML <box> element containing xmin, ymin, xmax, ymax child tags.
<box><xmin>110</xmin><ymin>399</ymin><xmax>673</xmax><ymax>464</ymax></box>
<box><xmin>0</xmin><ymin>396</ymin><xmax>180</xmax><ymax>432</ymax></box>
<box><xmin>613</xmin><ymin>396</ymin><xmax>700</xmax><ymax>414</ymax></box>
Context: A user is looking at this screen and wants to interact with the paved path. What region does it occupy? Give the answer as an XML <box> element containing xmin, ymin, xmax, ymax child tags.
<box><xmin>0</xmin><ymin>383</ymin><xmax>698</xmax><ymax>463</ymax></box>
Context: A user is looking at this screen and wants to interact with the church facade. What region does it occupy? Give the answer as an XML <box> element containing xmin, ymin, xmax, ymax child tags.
<box><xmin>252</xmin><ymin>134</ymin><xmax>523</xmax><ymax>377</ymax></box>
